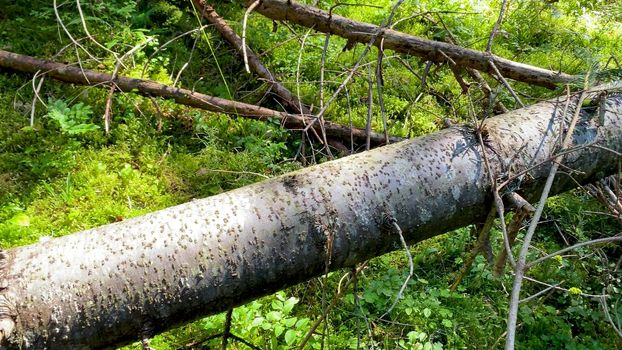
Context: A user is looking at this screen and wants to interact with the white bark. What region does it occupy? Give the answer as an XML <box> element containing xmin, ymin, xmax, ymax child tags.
<box><xmin>0</xmin><ymin>88</ymin><xmax>621</xmax><ymax>349</ymax></box>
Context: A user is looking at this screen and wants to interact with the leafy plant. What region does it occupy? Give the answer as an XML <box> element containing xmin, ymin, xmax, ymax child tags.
<box><xmin>45</xmin><ymin>99</ymin><xmax>99</xmax><ymax>135</ymax></box>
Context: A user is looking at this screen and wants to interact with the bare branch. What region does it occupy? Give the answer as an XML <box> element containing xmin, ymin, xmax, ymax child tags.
<box><xmin>526</xmin><ymin>235</ymin><xmax>622</xmax><ymax>269</ymax></box>
<box><xmin>244</xmin><ymin>0</ymin><xmax>576</xmax><ymax>88</ymax></box>
<box><xmin>505</xmin><ymin>84</ymin><xmax>588</xmax><ymax>349</ymax></box>
<box><xmin>0</xmin><ymin>49</ymin><xmax>395</xmax><ymax>146</ymax></box>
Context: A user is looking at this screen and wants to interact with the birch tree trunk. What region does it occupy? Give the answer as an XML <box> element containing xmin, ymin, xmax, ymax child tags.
<box><xmin>0</xmin><ymin>88</ymin><xmax>621</xmax><ymax>349</ymax></box>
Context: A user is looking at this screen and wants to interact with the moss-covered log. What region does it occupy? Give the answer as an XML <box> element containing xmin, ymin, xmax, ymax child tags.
<box><xmin>0</xmin><ymin>87</ymin><xmax>621</xmax><ymax>348</ymax></box>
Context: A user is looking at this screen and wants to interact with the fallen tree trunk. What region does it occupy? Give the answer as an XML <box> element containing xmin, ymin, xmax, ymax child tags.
<box><xmin>0</xmin><ymin>49</ymin><xmax>395</xmax><ymax>146</ymax></box>
<box><xmin>193</xmin><ymin>0</ymin><xmax>311</xmax><ymax>115</ymax></box>
<box><xmin>1</xmin><ymin>87</ymin><xmax>621</xmax><ymax>348</ymax></box>
<box><xmin>244</xmin><ymin>0</ymin><xmax>576</xmax><ymax>89</ymax></box>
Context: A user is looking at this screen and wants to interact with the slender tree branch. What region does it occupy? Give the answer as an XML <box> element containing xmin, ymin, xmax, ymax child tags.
<box><xmin>0</xmin><ymin>49</ymin><xmax>395</xmax><ymax>146</ymax></box>
<box><xmin>526</xmin><ymin>235</ymin><xmax>622</xmax><ymax>269</ymax></box>
<box><xmin>505</xmin><ymin>85</ymin><xmax>588</xmax><ymax>349</ymax></box>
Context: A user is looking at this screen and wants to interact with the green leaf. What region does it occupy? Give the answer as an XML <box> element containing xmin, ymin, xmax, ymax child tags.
<box><xmin>284</xmin><ymin>329</ymin><xmax>297</xmax><ymax>345</ymax></box>
<box><xmin>283</xmin><ymin>317</ymin><xmax>297</xmax><ymax>327</ymax></box>
<box><xmin>274</xmin><ymin>324</ymin><xmax>284</xmax><ymax>337</ymax></box>
<box><xmin>295</xmin><ymin>318</ymin><xmax>310</xmax><ymax>329</ymax></box>
<box><xmin>423</xmin><ymin>308</ymin><xmax>431</xmax><ymax>318</ymax></box>
<box><xmin>442</xmin><ymin>319</ymin><xmax>452</xmax><ymax>328</ymax></box>
<box><xmin>266</xmin><ymin>311</ymin><xmax>282</xmax><ymax>322</ymax></box>
<box><xmin>251</xmin><ymin>317</ymin><xmax>264</xmax><ymax>327</ymax></box>
<box><xmin>9</xmin><ymin>213</ymin><xmax>30</xmax><ymax>227</ymax></box>
<box><xmin>272</xmin><ymin>299</ymin><xmax>283</xmax><ymax>310</ymax></box>
<box><xmin>283</xmin><ymin>297</ymin><xmax>298</xmax><ymax>314</ymax></box>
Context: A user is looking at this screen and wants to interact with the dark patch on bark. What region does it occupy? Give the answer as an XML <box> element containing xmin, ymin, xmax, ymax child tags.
<box><xmin>282</xmin><ymin>174</ymin><xmax>300</xmax><ymax>196</ymax></box>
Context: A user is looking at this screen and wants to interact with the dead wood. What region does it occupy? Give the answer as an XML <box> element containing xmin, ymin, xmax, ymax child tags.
<box><xmin>0</xmin><ymin>49</ymin><xmax>397</xmax><ymax>146</ymax></box>
<box><xmin>193</xmin><ymin>0</ymin><xmax>311</xmax><ymax>116</ymax></box>
<box><xmin>244</xmin><ymin>0</ymin><xmax>576</xmax><ymax>89</ymax></box>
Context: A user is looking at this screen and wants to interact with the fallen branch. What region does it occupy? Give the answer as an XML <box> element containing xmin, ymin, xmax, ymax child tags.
<box><xmin>0</xmin><ymin>49</ymin><xmax>396</xmax><ymax>146</ymax></box>
<box><xmin>193</xmin><ymin>0</ymin><xmax>311</xmax><ymax>116</ymax></box>
<box><xmin>244</xmin><ymin>0</ymin><xmax>576</xmax><ymax>89</ymax></box>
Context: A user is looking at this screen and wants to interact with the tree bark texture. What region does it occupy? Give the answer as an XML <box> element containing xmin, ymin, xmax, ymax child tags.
<box><xmin>244</xmin><ymin>0</ymin><xmax>576</xmax><ymax>89</ymax></box>
<box><xmin>193</xmin><ymin>0</ymin><xmax>311</xmax><ymax>115</ymax></box>
<box><xmin>1</xmin><ymin>88</ymin><xmax>621</xmax><ymax>348</ymax></box>
<box><xmin>0</xmin><ymin>49</ymin><xmax>395</xmax><ymax>146</ymax></box>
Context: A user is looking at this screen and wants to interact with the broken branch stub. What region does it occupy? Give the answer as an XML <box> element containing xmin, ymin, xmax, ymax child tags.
<box><xmin>0</xmin><ymin>89</ymin><xmax>621</xmax><ymax>348</ymax></box>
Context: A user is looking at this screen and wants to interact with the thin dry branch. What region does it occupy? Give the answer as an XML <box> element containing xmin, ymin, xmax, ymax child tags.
<box><xmin>526</xmin><ymin>235</ymin><xmax>622</xmax><ymax>269</ymax></box>
<box><xmin>450</xmin><ymin>207</ymin><xmax>496</xmax><ymax>292</ymax></box>
<box><xmin>505</xmin><ymin>86</ymin><xmax>588</xmax><ymax>349</ymax></box>
<box><xmin>0</xmin><ymin>49</ymin><xmax>397</xmax><ymax>146</ymax></box>
<box><xmin>297</xmin><ymin>263</ymin><xmax>368</xmax><ymax>350</ymax></box>
<box><xmin>193</xmin><ymin>1</ymin><xmax>311</xmax><ymax>116</ymax></box>
<box><xmin>103</xmin><ymin>37</ymin><xmax>153</xmax><ymax>132</ymax></box>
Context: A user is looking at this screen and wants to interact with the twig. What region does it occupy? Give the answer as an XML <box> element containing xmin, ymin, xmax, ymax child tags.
<box><xmin>489</xmin><ymin>59</ymin><xmax>524</xmax><ymax>108</ymax></box>
<box><xmin>297</xmin><ymin>263</ymin><xmax>368</xmax><ymax>350</ymax></box>
<box><xmin>450</xmin><ymin>207</ymin><xmax>496</xmax><ymax>291</ymax></box>
<box><xmin>242</xmin><ymin>0</ymin><xmax>261</xmax><ymax>74</ymax></box>
<box><xmin>376</xmin><ymin>39</ymin><xmax>389</xmax><ymax>144</ymax></box>
<box><xmin>468</xmin><ymin>93</ymin><xmax>516</xmax><ymax>270</ymax></box>
<box><xmin>600</xmin><ymin>289</ymin><xmax>622</xmax><ymax>339</ymax></box>
<box><xmin>194</xmin><ymin>1</ymin><xmax>310</xmax><ymax>115</ymax></box>
<box><xmin>53</xmin><ymin>0</ymin><xmax>101</xmax><ymax>64</ymax></box>
<box><xmin>498</xmin><ymin>144</ymin><xmax>593</xmax><ymax>189</ymax></box>
<box><xmin>30</xmin><ymin>71</ymin><xmax>46</xmax><ymax>126</ymax></box>
<box><xmin>522</xmin><ymin>276</ymin><xmax>608</xmax><ymax>299</ymax></box>
<box><xmin>296</xmin><ymin>29</ymin><xmax>333</xmax><ymax>159</ymax></box>
<box><xmin>221</xmin><ymin>309</ymin><xmax>232</xmax><ymax>350</ymax></box>
<box><xmin>148</xmin><ymin>97</ymin><xmax>163</xmax><ymax>132</ymax></box>
<box><xmin>104</xmin><ymin>37</ymin><xmax>154</xmax><ymax>132</ymax></box>
<box><xmin>526</xmin><ymin>235</ymin><xmax>622</xmax><ymax>269</ymax></box>
<box><xmin>493</xmin><ymin>194</ymin><xmax>535</xmax><ymax>277</ymax></box>
<box><xmin>75</xmin><ymin>0</ymin><xmax>124</xmax><ymax>68</ymax></box>
<box><xmin>505</xmin><ymin>84</ymin><xmax>589</xmax><ymax>349</ymax></box>
<box><xmin>430</xmin><ymin>13</ymin><xmax>508</xmax><ymax>113</ymax></box>
<box><xmin>320</xmin><ymin>34</ymin><xmax>330</xmax><ymax>109</ymax></box>
<box><xmin>345</xmin><ymin>85</ymin><xmax>354</xmax><ymax>154</ymax></box>
<box><xmin>141</xmin><ymin>25</ymin><xmax>209</xmax><ymax>78</ymax></box>
<box><xmin>378</xmin><ymin>216</ymin><xmax>413</xmax><ymax>320</ymax></box>
<box><xmin>366</xmin><ymin>65</ymin><xmax>374</xmax><ymax>151</ymax></box>
<box><xmin>519</xmin><ymin>281</ymin><xmax>563</xmax><ymax>304</ymax></box>
<box><xmin>302</xmin><ymin>0</ymin><xmax>406</xmax><ymax>139</ymax></box>
<box><xmin>486</xmin><ymin>0</ymin><xmax>508</xmax><ymax>53</ymax></box>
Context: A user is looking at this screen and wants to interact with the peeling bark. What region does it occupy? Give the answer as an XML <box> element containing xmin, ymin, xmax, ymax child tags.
<box><xmin>0</xmin><ymin>88</ymin><xmax>621</xmax><ymax>348</ymax></box>
<box><xmin>0</xmin><ymin>49</ymin><xmax>396</xmax><ymax>146</ymax></box>
<box><xmin>244</xmin><ymin>0</ymin><xmax>576</xmax><ymax>89</ymax></box>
